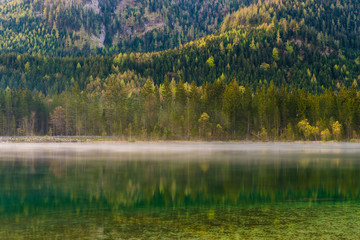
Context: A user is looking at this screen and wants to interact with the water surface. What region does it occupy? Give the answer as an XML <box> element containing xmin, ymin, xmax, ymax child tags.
<box><xmin>1</xmin><ymin>142</ymin><xmax>360</xmax><ymax>239</ymax></box>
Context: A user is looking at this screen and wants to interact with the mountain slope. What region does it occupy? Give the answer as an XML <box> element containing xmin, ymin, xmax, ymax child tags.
<box><xmin>0</xmin><ymin>0</ymin><xmax>249</xmax><ymax>56</ymax></box>
<box><xmin>220</xmin><ymin>0</ymin><xmax>360</xmax><ymax>51</ymax></box>
<box><xmin>0</xmin><ymin>0</ymin><xmax>359</xmax><ymax>94</ymax></box>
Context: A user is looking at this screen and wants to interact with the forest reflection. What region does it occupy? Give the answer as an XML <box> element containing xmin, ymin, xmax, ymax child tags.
<box><xmin>0</xmin><ymin>149</ymin><xmax>359</xmax><ymax>218</ymax></box>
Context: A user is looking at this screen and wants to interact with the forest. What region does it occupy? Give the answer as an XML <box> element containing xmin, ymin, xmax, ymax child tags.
<box><xmin>1</xmin><ymin>77</ymin><xmax>359</xmax><ymax>141</ymax></box>
<box><xmin>1</xmin><ymin>0</ymin><xmax>360</xmax><ymax>94</ymax></box>
<box><xmin>0</xmin><ymin>0</ymin><xmax>359</xmax><ymax>140</ymax></box>
<box><xmin>0</xmin><ymin>0</ymin><xmax>249</xmax><ymax>55</ymax></box>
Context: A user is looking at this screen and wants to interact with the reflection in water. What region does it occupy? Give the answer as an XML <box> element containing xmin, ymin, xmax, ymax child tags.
<box><xmin>0</xmin><ymin>143</ymin><xmax>360</xmax><ymax>239</ymax></box>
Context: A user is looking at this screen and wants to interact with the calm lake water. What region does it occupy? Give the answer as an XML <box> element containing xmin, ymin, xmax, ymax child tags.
<box><xmin>1</xmin><ymin>142</ymin><xmax>360</xmax><ymax>239</ymax></box>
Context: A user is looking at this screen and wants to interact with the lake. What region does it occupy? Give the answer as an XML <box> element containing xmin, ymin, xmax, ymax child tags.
<box><xmin>1</xmin><ymin>142</ymin><xmax>360</xmax><ymax>239</ymax></box>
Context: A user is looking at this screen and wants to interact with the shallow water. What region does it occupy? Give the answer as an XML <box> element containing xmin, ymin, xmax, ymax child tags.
<box><xmin>1</xmin><ymin>142</ymin><xmax>360</xmax><ymax>239</ymax></box>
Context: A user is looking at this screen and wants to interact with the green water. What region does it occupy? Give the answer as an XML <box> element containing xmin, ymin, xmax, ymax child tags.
<box><xmin>1</xmin><ymin>143</ymin><xmax>360</xmax><ymax>239</ymax></box>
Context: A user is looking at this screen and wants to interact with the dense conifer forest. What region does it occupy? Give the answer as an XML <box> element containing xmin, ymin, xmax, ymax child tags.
<box><xmin>0</xmin><ymin>0</ymin><xmax>359</xmax><ymax>140</ymax></box>
<box><xmin>0</xmin><ymin>0</ymin><xmax>249</xmax><ymax>55</ymax></box>
<box><xmin>1</xmin><ymin>79</ymin><xmax>359</xmax><ymax>141</ymax></box>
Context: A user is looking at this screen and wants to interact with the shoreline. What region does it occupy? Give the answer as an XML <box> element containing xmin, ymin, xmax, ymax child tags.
<box><xmin>0</xmin><ymin>136</ymin><xmax>359</xmax><ymax>143</ymax></box>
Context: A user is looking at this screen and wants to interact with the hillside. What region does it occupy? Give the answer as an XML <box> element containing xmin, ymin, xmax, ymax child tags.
<box><xmin>0</xmin><ymin>0</ymin><xmax>359</xmax><ymax>139</ymax></box>
<box><xmin>0</xmin><ymin>0</ymin><xmax>359</xmax><ymax>94</ymax></box>
<box><xmin>0</xmin><ymin>0</ymin><xmax>248</xmax><ymax>55</ymax></box>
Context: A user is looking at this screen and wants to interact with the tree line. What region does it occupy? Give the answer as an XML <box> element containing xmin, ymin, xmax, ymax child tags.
<box><xmin>2</xmin><ymin>76</ymin><xmax>360</xmax><ymax>141</ymax></box>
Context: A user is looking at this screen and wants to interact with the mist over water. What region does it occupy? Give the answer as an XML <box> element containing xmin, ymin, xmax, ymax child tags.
<box><xmin>1</xmin><ymin>142</ymin><xmax>360</xmax><ymax>239</ymax></box>
<box><xmin>0</xmin><ymin>142</ymin><xmax>359</xmax><ymax>160</ymax></box>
